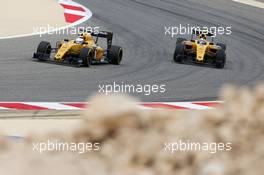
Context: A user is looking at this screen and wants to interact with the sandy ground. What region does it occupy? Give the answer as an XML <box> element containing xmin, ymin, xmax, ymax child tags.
<box><xmin>0</xmin><ymin>0</ymin><xmax>67</xmax><ymax>38</ymax></box>
<box><xmin>0</xmin><ymin>119</ymin><xmax>79</xmax><ymax>137</ymax></box>
<box><xmin>0</xmin><ymin>110</ymin><xmax>81</xmax><ymax>136</ymax></box>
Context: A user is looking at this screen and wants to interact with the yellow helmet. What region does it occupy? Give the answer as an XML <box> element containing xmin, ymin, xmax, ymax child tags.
<box><xmin>82</xmin><ymin>33</ymin><xmax>92</xmax><ymax>41</ymax></box>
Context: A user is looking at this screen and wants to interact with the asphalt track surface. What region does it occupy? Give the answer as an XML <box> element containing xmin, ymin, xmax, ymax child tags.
<box><xmin>0</xmin><ymin>0</ymin><xmax>263</xmax><ymax>102</ymax></box>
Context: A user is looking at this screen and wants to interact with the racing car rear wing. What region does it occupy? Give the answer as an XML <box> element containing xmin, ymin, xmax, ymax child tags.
<box><xmin>91</xmin><ymin>31</ymin><xmax>113</xmax><ymax>50</ymax></box>
<box><xmin>191</xmin><ymin>28</ymin><xmax>215</xmax><ymax>42</ymax></box>
<box><xmin>192</xmin><ymin>29</ymin><xmax>214</xmax><ymax>37</ymax></box>
<box><xmin>80</xmin><ymin>29</ymin><xmax>113</xmax><ymax>50</ymax></box>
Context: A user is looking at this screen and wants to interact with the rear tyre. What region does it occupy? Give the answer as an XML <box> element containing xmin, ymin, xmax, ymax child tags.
<box><xmin>215</xmin><ymin>49</ymin><xmax>226</xmax><ymax>69</ymax></box>
<box><xmin>35</xmin><ymin>41</ymin><xmax>51</xmax><ymax>61</ymax></box>
<box><xmin>173</xmin><ymin>43</ymin><xmax>185</xmax><ymax>63</ymax></box>
<box><xmin>108</xmin><ymin>45</ymin><xmax>123</xmax><ymax>65</ymax></box>
<box><xmin>217</xmin><ymin>43</ymin><xmax>226</xmax><ymax>51</ymax></box>
<box><xmin>80</xmin><ymin>48</ymin><xmax>92</xmax><ymax>67</ymax></box>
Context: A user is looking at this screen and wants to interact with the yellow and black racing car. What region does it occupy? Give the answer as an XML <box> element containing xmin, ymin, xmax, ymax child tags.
<box><xmin>173</xmin><ymin>30</ymin><xmax>226</xmax><ymax>68</ymax></box>
<box><xmin>33</xmin><ymin>31</ymin><xmax>123</xmax><ymax>67</ymax></box>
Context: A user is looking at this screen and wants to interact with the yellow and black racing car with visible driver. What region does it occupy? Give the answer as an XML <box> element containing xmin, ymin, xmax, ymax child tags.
<box><xmin>173</xmin><ymin>30</ymin><xmax>226</xmax><ymax>68</ymax></box>
<box><xmin>33</xmin><ymin>30</ymin><xmax>123</xmax><ymax>67</ymax></box>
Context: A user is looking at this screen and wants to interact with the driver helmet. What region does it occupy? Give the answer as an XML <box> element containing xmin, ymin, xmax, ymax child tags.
<box><xmin>199</xmin><ymin>34</ymin><xmax>207</xmax><ymax>40</ymax></box>
<box><xmin>75</xmin><ymin>37</ymin><xmax>84</xmax><ymax>44</ymax></box>
<box><xmin>83</xmin><ymin>33</ymin><xmax>93</xmax><ymax>41</ymax></box>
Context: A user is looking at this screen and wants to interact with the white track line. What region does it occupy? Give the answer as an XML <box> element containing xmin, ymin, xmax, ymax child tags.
<box><xmin>23</xmin><ymin>102</ymin><xmax>81</xmax><ymax>110</ymax></box>
<box><xmin>165</xmin><ymin>102</ymin><xmax>212</xmax><ymax>110</ymax></box>
<box><xmin>0</xmin><ymin>107</ymin><xmax>9</xmax><ymax>110</ymax></box>
<box><xmin>64</xmin><ymin>9</ymin><xmax>87</xmax><ymax>16</ymax></box>
<box><xmin>233</xmin><ymin>0</ymin><xmax>264</xmax><ymax>9</ymax></box>
<box><xmin>59</xmin><ymin>0</ymin><xmax>84</xmax><ymax>7</ymax></box>
<box><xmin>0</xmin><ymin>102</ymin><xmax>222</xmax><ymax>110</ymax></box>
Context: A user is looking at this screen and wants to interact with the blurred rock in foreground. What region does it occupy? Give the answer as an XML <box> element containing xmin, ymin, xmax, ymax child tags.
<box><xmin>0</xmin><ymin>85</ymin><xmax>263</xmax><ymax>175</ymax></box>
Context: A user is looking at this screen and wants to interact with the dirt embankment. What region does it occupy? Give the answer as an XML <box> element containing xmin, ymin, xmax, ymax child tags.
<box><xmin>0</xmin><ymin>84</ymin><xmax>263</xmax><ymax>175</ymax></box>
<box><xmin>0</xmin><ymin>0</ymin><xmax>67</xmax><ymax>38</ymax></box>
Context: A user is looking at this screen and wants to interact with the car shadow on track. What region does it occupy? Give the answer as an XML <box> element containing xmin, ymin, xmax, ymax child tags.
<box><xmin>31</xmin><ymin>59</ymin><xmax>111</xmax><ymax>68</ymax></box>
<box><xmin>171</xmin><ymin>60</ymin><xmax>229</xmax><ymax>70</ymax></box>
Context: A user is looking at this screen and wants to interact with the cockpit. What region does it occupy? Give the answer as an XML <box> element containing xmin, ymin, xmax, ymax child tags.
<box><xmin>197</xmin><ymin>40</ymin><xmax>207</xmax><ymax>45</ymax></box>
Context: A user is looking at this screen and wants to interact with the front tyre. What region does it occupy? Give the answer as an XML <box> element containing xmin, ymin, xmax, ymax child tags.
<box><xmin>217</xmin><ymin>43</ymin><xmax>226</xmax><ymax>51</ymax></box>
<box><xmin>173</xmin><ymin>43</ymin><xmax>185</xmax><ymax>63</ymax></box>
<box><xmin>79</xmin><ymin>48</ymin><xmax>92</xmax><ymax>67</ymax></box>
<box><xmin>34</xmin><ymin>41</ymin><xmax>51</xmax><ymax>61</ymax></box>
<box><xmin>176</xmin><ymin>38</ymin><xmax>187</xmax><ymax>44</ymax></box>
<box><xmin>215</xmin><ymin>49</ymin><xmax>226</xmax><ymax>69</ymax></box>
<box><xmin>108</xmin><ymin>45</ymin><xmax>123</xmax><ymax>65</ymax></box>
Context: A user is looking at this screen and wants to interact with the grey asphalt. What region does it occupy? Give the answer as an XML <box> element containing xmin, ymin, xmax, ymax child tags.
<box><xmin>0</xmin><ymin>0</ymin><xmax>263</xmax><ymax>102</ymax></box>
